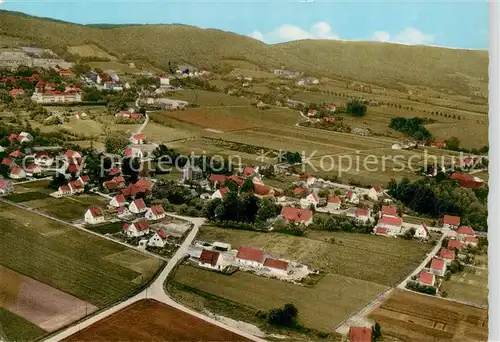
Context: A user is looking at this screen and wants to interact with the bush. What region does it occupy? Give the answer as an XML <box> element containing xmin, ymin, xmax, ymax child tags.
<box><xmin>406</xmin><ymin>280</ymin><xmax>436</xmax><ymax>295</ymax></box>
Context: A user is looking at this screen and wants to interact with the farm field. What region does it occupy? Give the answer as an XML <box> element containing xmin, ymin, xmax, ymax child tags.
<box><xmin>169</xmin><ymin>89</ymin><xmax>252</xmax><ymax>106</ymax></box>
<box><xmin>0</xmin><ymin>308</ymin><xmax>46</xmax><ymax>342</ymax></box>
<box><xmin>197</xmin><ymin>226</ymin><xmax>432</xmax><ymax>286</ymax></box>
<box><xmin>141</xmin><ymin>121</ymin><xmax>198</xmax><ymax>142</ymax></box>
<box><xmin>440</xmin><ymin>266</ymin><xmax>488</xmax><ymax>306</ymax></box>
<box><xmin>22</xmin><ymin>195</ymin><xmax>109</xmax><ymax>221</ymax></box>
<box><xmin>426</xmin><ymin>121</ymin><xmax>488</xmax><ymax>149</ymax></box>
<box><xmin>30</xmin><ymin>117</ymin><xmax>105</xmax><ymax>137</ymax></box>
<box><xmin>0</xmin><ymin>202</ymin><xmax>164</xmax><ymax>308</ymax></box>
<box><xmin>63</xmin><ymin>299</ymin><xmax>252</xmax><ymax>342</ymax></box>
<box><xmin>171</xmin><ymin>264</ymin><xmax>388</xmax><ymax>332</ymax></box>
<box><xmin>368</xmin><ymin>289</ymin><xmax>488</xmax><ymax>342</ymax></box>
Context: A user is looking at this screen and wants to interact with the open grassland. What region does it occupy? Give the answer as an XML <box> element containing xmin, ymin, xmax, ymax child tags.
<box><xmin>64</xmin><ymin>299</ymin><xmax>251</xmax><ymax>342</ymax></box>
<box><xmin>172</xmin><ymin>264</ymin><xmax>388</xmax><ymax>332</ymax></box>
<box><xmin>368</xmin><ymin>290</ymin><xmax>488</xmax><ymax>342</ymax></box>
<box><xmin>426</xmin><ymin>122</ymin><xmax>488</xmax><ymax>149</ymax></box>
<box><xmin>30</xmin><ymin>118</ymin><xmax>105</xmax><ymax>137</ymax></box>
<box><xmin>0</xmin><ymin>308</ymin><xmax>46</xmax><ymax>342</ymax></box>
<box><xmin>0</xmin><ymin>203</ymin><xmax>164</xmax><ymax>308</ymax></box>
<box><xmin>23</xmin><ymin>195</ymin><xmax>108</xmax><ymax>221</ymax></box>
<box><xmin>169</xmin><ymin>89</ymin><xmax>251</xmax><ymax>106</ymax></box>
<box><xmin>141</xmin><ymin>121</ymin><xmax>198</xmax><ymax>142</ymax></box>
<box><xmin>440</xmin><ymin>266</ymin><xmax>488</xmax><ymax>306</ymax></box>
<box><xmin>198</xmin><ymin>226</ymin><xmax>432</xmax><ymax>287</ymax></box>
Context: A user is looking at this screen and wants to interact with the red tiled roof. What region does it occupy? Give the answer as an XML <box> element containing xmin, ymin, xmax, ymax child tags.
<box><xmin>8</xmin><ymin>134</ymin><xmax>18</xmax><ymax>141</ymax></box>
<box><xmin>133</xmin><ymin>198</ymin><xmax>146</xmax><ymax>210</ymax></box>
<box><xmin>0</xmin><ymin>179</ymin><xmax>10</xmax><ymax>190</ymax></box>
<box><xmin>124</xmin><ymin>147</ymin><xmax>133</xmax><ymax>157</ymax></box>
<box><xmin>24</xmin><ymin>164</ymin><xmax>38</xmax><ymax>173</ymax></box>
<box><xmin>419</xmin><ymin>271</ymin><xmax>435</xmax><ymax>286</ymax></box>
<box><xmin>9</xmin><ymin>88</ymin><xmax>24</xmax><ymax>96</ymax></box>
<box><xmin>217</xmin><ymin>187</ymin><xmax>230</xmax><ymax>198</ymax></box>
<box><xmin>236</xmin><ymin>246</ymin><xmax>265</xmax><ymax>263</ymax></box>
<box><xmin>104</xmin><ymin>180</ymin><xmax>117</xmax><ymax>190</ymax></box>
<box><xmin>1</xmin><ymin>158</ymin><xmax>14</xmax><ymax>167</ymax></box>
<box><xmin>133</xmin><ymin>134</ymin><xmax>145</xmax><ymax>141</ymax></box>
<box><xmin>114</xmin><ymin>194</ymin><xmax>126</xmax><ymax>204</ymax></box>
<box><xmin>157</xmin><ymin>229</ymin><xmax>168</xmax><ymax>240</ymax></box>
<box><xmin>67</xmin><ymin>163</ymin><xmax>80</xmax><ymax>174</ymax></box>
<box><xmin>243</xmin><ymin>166</ymin><xmax>256</xmax><ymax>177</ymax></box>
<box><xmin>292</xmin><ymin>187</ymin><xmax>306</xmax><ymax>196</ymax></box>
<box><xmin>121</xmin><ymin>184</ymin><xmax>139</xmax><ymax>197</ymax></box>
<box><xmin>328</xmin><ymin>196</ymin><xmax>341</xmax><ymax>204</ymax></box>
<box><xmin>280</xmin><ymin>207</ymin><xmax>313</xmax><ymax>224</ymax></box>
<box><xmin>35</xmin><ymin>151</ymin><xmax>50</xmax><ymax>158</ymax></box>
<box><xmin>135</xmin><ymin>179</ymin><xmax>153</xmax><ymax>191</ymax></box>
<box><xmin>443</xmin><ymin>215</ymin><xmax>460</xmax><ymax>226</ymax></box>
<box><xmin>347</xmin><ymin>190</ymin><xmax>354</xmax><ymax>199</ymax></box>
<box><xmin>200</xmin><ymin>249</ymin><xmax>220</xmax><ymax>266</ymax></box>
<box><xmin>456</xmin><ymin>225</ymin><xmax>476</xmax><ymax>236</ymax></box>
<box><xmin>439</xmin><ymin>248</ymin><xmax>456</xmax><ymax>260</ymax></box>
<box><xmin>9</xmin><ymin>150</ymin><xmax>24</xmax><ymax>158</ymax></box>
<box><xmin>10</xmin><ymin>167</ymin><xmax>24</xmax><ymax>175</ymax></box>
<box><xmin>381</xmin><ymin>205</ymin><xmax>398</xmax><ymax>217</ymax></box>
<box><xmin>349</xmin><ymin>326</ymin><xmax>373</xmax><ymax>342</ymax></box>
<box><xmin>355</xmin><ymin>208</ymin><xmax>369</xmax><ymax>217</ymax></box>
<box><xmin>263</xmin><ymin>258</ymin><xmax>289</xmax><ymax>270</ymax></box>
<box><xmin>112</xmin><ymin>176</ymin><xmax>125</xmax><ymax>184</ymax></box>
<box><xmin>117</xmin><ymin>206</ymin><xmax>127</xmax><ymax>213</ymax></box>
<box><xmin>375</xmin><ymin>227</ymin><xmax>388</xmax><ymax>235</ymax></box>
<box><xmin>373</xmin><ymin>185</ymin><xmax>384</xmax><ymax>192</ymax></box>
<box><xmin>448</xmin><ymin>239</ymin><xmax>462</xmax><ymax>251</ymax></box>
<box><xmin>254</xmin><ymin>183</ymin><xmax>271</xmax><ymax>196</ymax></box>
<box><xmin>59</xmin><ymin>185</ymin><xmax>71</xmax><ymax>192</ymax></box>
<box><xmin>80</xmin><ymin>175</ymin><xmax>90</xmax><ymax>183</ymax></box>
<box><xmin>88</xmin><ymin>207</ymin><xmax>103</xmax><ymax>218</ymax></box>
<box><xmin>227</xmin><ymin>175</ymin><xmax>244</xmax><ymax>186</ymax></box>
<box><xmin>132</xmin><ymin>219</ymin><xmax>149</xmax><ymax>231</ymax></box>
<box><xmin>109</xmin><ymin>168</ymin><xmax>121</xmax><ymax>176</ymax></box>
<box><xmin>150</xmin><ymin>205</ymin><xmax>165</xmax><ymax>215</ymax></box>
<box><xmin>378</xmin><ymin>216</ymin><xmax>402</xmax><ymax>226</ymax></box>
<box><xmin>209</xmin><ymin>174</ymin><xmax>227</xmax><ymax>184</ymax></box>
<box><xmin>431</xmin><ymin>258</ymin><xmax>445</xmax><ymax>270</ymax></box>
<box><xmin>69</xmin><ymin>180</ymin><xmax>83</xmax><ymax>189</ymax></box>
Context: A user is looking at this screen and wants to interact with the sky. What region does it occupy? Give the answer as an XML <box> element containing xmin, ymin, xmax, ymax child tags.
<box><xmin>0</xmin><ymin>0</ymin><xmax>489</xmax><ymax>50</ymax></box>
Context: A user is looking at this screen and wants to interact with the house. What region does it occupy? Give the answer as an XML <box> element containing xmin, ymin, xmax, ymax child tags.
<box><xmin>236</xmin><ymin>246</ymin><xmax>265</xmax><ymax>268</ymax></box>
<box><xmin>348</xmin><ymin>326</ymin><xmax>372</xmax><ymax>342</ymax></box>
<box><xmin>439</xmin><ymin>248</ymin><xmax>456</xmax><ymax>264</ymax></box>
<box><xmin>0</xmin><ymin>178</ymin><xmax>13</xmax><ymax>194</ymax></box>
<box><xmin>24</xmin><ymin>164</ymin><xmax>42</xmax><ymax>177</ymax></box>
<box><xmin>9</xmin><ymin>150</ymin><xmax>24</xmax><ymax>158</ymax></box>
<box><xmin>448</xmin><ymin>239</ymin><xmax>463</xmax><ymax>251</ymax></box>
<box><xmin>211</xmin><ymin>187</ymin><xmax>229</xmax><ymax>200</ymax></box>
<box><xmin>69</xmin><ymin>180</ymin><xmax>85</xmax><ymax>194</ymax></box>
<box><xmin>1</xmin><ymin>158</ymin><xmax>15</xmax><ymax>168</ymax></box>
<box><xmin>326</xmin><ymin>196</ymin><xmax>342</xmax><ymax>211</ymax></box>
<box><xmin>456</xmin><ymin>225</ymin><xmax>476</xmax><ymax>240</ymax></box>
<box><xmin>135</xmin><ymin>179</ymin><xmax>153</xmax><ymax>193</ymax></box>
<box><xmin>148</xmin><ymin>229</ymin><xmax>169</xmax><ymax>248</ymax></box>
<box><xmin>64</xmin><ymin>150</ymin><xmax>82</xmax><ymax>162</ymax></box>
<box><xmin>374</xmin><ymin>226</ymin><xmax>389</xmax><ymax>236</ymax></box>
<box><xmin>280</xmin><ymin>207</ymin><xmax>313</xmax><ymax>226</ymax></box>
<box><xmin>263</xmin><ymin>257</ymin><xmax>289</xmax><ymax>276</ymax></box>
<box><xmin>414</xmin><ymin>224</ymin><xmax>429</xmax><ymax>239</ymax></box>
<box><xmin>450</xmin><ymin>173</ymin><xmax>483</xmax><ymax>189</ymax></box>
<box><xmin>213</xmin><ymin>242</ymin><xmax>231</xmax><ymax>252</ymax></box>
<box><xmin>103</xmin><ymin>180</ymin><xmax>118</xmax><ymax>192</ymax></box>
<box><xmin>292</xmin><ymin>187</ymin><xmax>306</xmax><ymax>196</ymax></box>
<box><xmin>346</xmin><ymin>191</ymin><xmax>359</xmax><ymax>204</ymax></box>
<box><xmin>109</xmin><ymin>194</ymin><xmax>127</xmax><ymax>208</ymax></box>
<box><xmin>124</xmin><ymin>147</ymin><xmax>144</xmax><ymax>159</ymax></box>
<box><xmin>84</xmin><ymin>207</ymin><xmax>105</xmax><ymax>225</ymax></box>
<box><xmin>55</xmin><ymin>185</ymin><xmax>71</xmax><ymax>197</ymax></box>
<box><xmin>199</xmin><ymin>249</ymin><xmax>221</xmax><ymax>269</ymax></box>
<box><xmin>443</xmin><ymin>215</ymin><xmax>461</xmax><ymax>230</ymax></box>
<box><xmin>79</xmin><ymin>175</ymin><xmax>90</xmax><ymax>185</ymax></box>
<box><xmin>10</xmin><ymin>167</ymin><xmax>26</xmax><ymax>179</ymax></box>
<box><xmin>34</xmin><ymin>151</ymin><xmax>53</xmax><ymax>167</ymax></box>
<box><xmin>355</xmin><ymin>208</ymin><xmax>371</xmax><ymax>223</ymax></box>
<box><xmin>243</xmin><ymin>166</ymin><xmax>257</xmax><ymax>178</ymax></box>
<box><xmin>8</xmin><ymin>88</ymin><xmax>25</xmax><ymax>98</ymax></box>
<box><xmin>208</xmin><ymin>174</ymin><xmax>228</xmax><ymax>188</ymax></box>
<box><xmin>368</xmin><ymin>185</ymin><xmax>384</xmax><ymax>200</ymax></box>
<box><xmin>145</xmin><ymin>205</ymin><xmax>166</xmax><ymax>220</ymax></box>
<box><xmin>160</xmin><ymin>74</ymin><xmax>170</xmax><ymax>86</ymax></box>
<box><xmin>379</xmin><ymin>205</ymin><xmax>398</xmax><ymax>218</ymax></box>
<box><xmin>300</xmin><ymin>191</ymin><xmax>319</xmax><ymax>208</ymax></box>
<box><xmin>8</xmin><ymin>134</ymin><xmax>18</xmax><ymax>142</ymax></box>
<box><xmin>375</xmin><ymin>216</ymin><xmax>403</xmax><ymax>236</ymax></box>
<box><xmin>109</xmin><ymin>168</ymin><xmax>121</xmax><ymax>176</ymax></box>
<box><xmin>418</xmin><ymin>270</ymin><xmax>436</xmax><ymax>287</ymax></box>
<box><xmin>129</xmin><ymin>198</ymin><xmax>148</xmax><ymax>214</ymax></box>
<box><xmin>307</xmin><ymin>108</ymin><xmax>317</xmax><ymax>117</ymax></box>
<box><xmin>123</xmin><ymin>219</ymin><xmax>150</xmax><ymax>237</ymax></box>
<box><xmin>117</xmin><ymin>206</ymin><xmax>131</xmax><ymax>218</ymax></box>
<box><xmin>57</xmin><ymin>69</ymin><xmax>73</xmax><ymax>78</ymax></box>
<box><xmin>17</xmin><ymin>132</ymin><xmax>33</xmax><ymax>144</ymax></box>
<box><xmin>131</xmin><ymin>134</ymin><xmax>145</xmax><ymax>145</ymax></box>
<box><xmin>112</xmin><ymin>176</ymin><xmax>126</xmax><ymax>188</ymax></box>
<box><xmin>227</xmin><ymin>175</ymin><xmax>244</xmax><ymax>186</ymax></box>
<box><xmin>464</xmin><ymin>236</ymin><xmax>479</xmax><ymax>247</ymax></box>
<box><xmin>430</xmin><ymin>257</ymin><xmax>446</xmax><ymax>276</ymax></box>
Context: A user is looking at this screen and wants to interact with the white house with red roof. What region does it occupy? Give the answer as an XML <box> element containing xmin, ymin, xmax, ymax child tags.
<box><xmin>430</xmin><ymin>257</ymin><xmax>446</xmax><ymax>276</ymax></box>
<box><xmin>117</xmin><ymin>206</ymin><xmax>132</xmax><ymax>218</ymax></box>
<box><xmin>299</xmin><ymin>173</ymin><xmax>317</xmax><ymax>187</ymax></box>
<box><xmin>418</xmin><ymin>270</ymin><xmax>436</xmax><ymax>287</ymax></box>
<box><xmin>307</xmin><ymin>108</ymin><xmax>317</xmax><ymax>117</ymax></box>
<box><xmin>131</xmin><ymin>133</ymin><xmax>146</xmax><ymax>145</ymax></box>
<box><xmin>1</xmin><ymin>158</ymin><xmax>15</xmax><ymax>168</ymax></box>
<box><xmin>123</xmin><ymin>147</ymin><xmax>143</xmax><ymax>159</ymax></box>
<box><xmin>442</xmin><ymin>215</ymin><xmax>460</xmax><ymax>230</ymax></box>
<box><xmin>326</xmin><ymin>196</ymin><xmax>341</xmax><ymax>211</ymax></box>
<box><xmin>263</xmin><ymin>257</ymin><xmax>290</xmax><ymax>277</ymax></box>
<box><xmin>109</xmin><ymin>194</ymin><xmax>127</xmax><ymax>208</ymax></box>
<box><xmin>448</xmin><ymin>239</ymin><xmax>463</xmax><ymax>251</ymax></box>
<box><xmin>374</xmin><ymin>215</ymin><xmax>403</xmax><ymax>236</ymax></box>
<box><xmin>300</xmin><ymin>191</ymin><xmax>319</xmax><ymax>209</ymax></box>
<box><xmin>17</xmin><ymin>132</ymin><xmax>33</xmax><ymax>144</ymax></box>
<box><xmin>53</xmin><ymin>184</ymin><xmax>71</xmax><ymax>198</ymax></box>
<box><xmin>211</xmin><ymin>187</ymin><xmax>230</xmax><ymax>200</ymax></box>
<box><xmin>69</xmin><ymin>180</ymin><xmax>85</xmax><ymax>194</ymax></box>
<box><xmin>455</xmin><ymin>226</ymin><xmax>476</xmax><ymax>240</ymax></box>
<box><xmin>79</xmin><ymin>175</ymin><xmax>90</xmax><ymax>185</ymax></box>
<box><xmin>280</xmin><ymin>207</ymin><xmax>313</xmax><ymax>226</ymax></box>
<box><xmin>10</xmin><ymin>167</ymin><xmax>26</xmax><ymax>179</ymax></box>
<box><xmin>439</xmin><ymin>248</ymin><xmax>456</xmax><ymax>264</ymax></box>
<box><xmin>9</xmin><ymin>150</ymin><xmax>24</xmax><ymax>158</ymax></box>
<box><xmin>253</xmin><ymin>183</ymin><xmax>273</xmax><ymax>197</ymax></box>
<box><xmin>84</xmin><ymin>207</ymin><xmax>105</xmax><ymax>225</ymax></box>
<box><xmin>346</xmin><ymin>190</ymin><xmax>359</xmax><ymax>204</ymax></box>
<box><xmin>145</xmin><ymin>205</ymin><xmax>166</xmax><ymax>220</ymax></box>
<box><xmin>236</xmin><ymin>246</ymin><xmax>265</xmax><ymax>268</ymax></box>
<box><xmin>24</xmin><ymin>164</ymin><xmax>42</xmax><ymax>177</ymax></box>
<box><xmin>0</xmin><ymin>179</ymin><xmax>13</xmax><ymax>194</ymax></box>
<box><xmin>464</xmin><ymin>236</ymin><xmax>479</xmax><ymax>247</ymax></box>
<box><xmin>368</xmin><ymin>185</ymin><xmax>384</xmax><ymax>200</ymax></box>
<box><xmin>198</xmin><ymin>249</ymin><xmax>221</xmax><ymax>269</ymax></box>
<box><xmin>129</xmin><ymin>198</ymin><xmax>148</xmax><ymax>214</ymax></box>
<box><xmin>160</xmin><ymin>74</ymin><xmax>170</xmax><ymax>86</ymax></box>
<box><xmin>354</xmin><ymin>208</ymin><xmax>371</xmax><ymax>223</ymax></box>
<box><xmin>148</xmin><ymin>229</ymin><xmax>169</xmax><ymax>248</ymax></box>
<box><xmin>414</xmin><ymin>224</ymin><xmax>429</xmax><ymax>240</ymax></box>
<box><xmin>34</xmin><ymin>151</ymin><xmax>54</xmax><ymax>167</ymax></box>
<box><xmin>9</xmin><ymin>88</ymin><xmax>25</xmax><ymax>98</ymax></box>
<box><xmin>123</xmin><ymin>219</ymin><xmax>150</xmax><ymax>237</ymax></box>
<box><xmin>379</xmin><ymin>205</ymin><xmax>398</xmax><ymax>218</ymax></box>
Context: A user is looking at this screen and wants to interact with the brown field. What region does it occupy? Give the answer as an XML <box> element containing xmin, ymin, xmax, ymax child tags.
<box><xmin>160</xmin><ymin>108</ymin><xmax>257</xmax><ymax>132</ymax></box>
<box><xmin>64</xmin><ymin>299</ymin><xmax>251</xmax><ymax>342</ymax></box>
<box><xmin>368</xmin><ymin>290</ymin><xmax>488</xmax><ymax>342</ymax></box>
<box><xmin>0</xmin><ymin>266</ymin><xmax>98</xmax><ymax>332</ymax></box>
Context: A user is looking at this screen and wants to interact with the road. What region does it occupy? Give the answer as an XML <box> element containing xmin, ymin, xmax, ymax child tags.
<box><xmin>135</xmin><ymin>113</ymin><xmax>149</xmax><ymax>135</ymax></box>
<box><xmin>44</xmin><ymin>214</ymin><xmax>265</xmax><ymax>342</ymax></box>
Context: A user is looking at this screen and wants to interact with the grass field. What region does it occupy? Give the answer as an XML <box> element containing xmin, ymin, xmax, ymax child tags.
<box><xmin>0</xmin><ymin>308</ymin><xmax>46</xmax><ymax>342</ymax></box>
<box><xmin>198</xmin><ymin>226</ymin><xmax>432</xmax><ymax>287</ymax></box>
<box><xmin>440</xmin><ymin>266</ymin><xmax>488</xmax><ymax>306</ymax></box>
<box><xmin>67</xmin><ymin>44</ymin><xmax>118</xmax><ymax>60</ymax></box>
<box><xmin>169</xmin><ymin>89</ymin><xmax>252</xmax><ymax>107</ymax></box>
<box><xmin>0</xmin><ymin>203</ymin><xmax>164</xmax><ymax>308</ymax></box>
<box><xmin>172</xmin><ymin>264</ymin><xmax>388</xmax><ymax>332</ymax></box>
<box><xmin>23</xmin><ymin>195</ymin><xmax>108</xmax><ymax>221</ymax></box>
<box><xmin>368</xmin><ymin>289</ymin><xmax>488</xmax><ymax>342</ymax></box>
<box><xmin>5</xmin><ymin>191</ymin><xmax>51</xmax><ymax>202</ymax></box>
<box><xmin>64</xmin><ymin>299</ymin><xmax>251</xmax><ymax>342</ymax></box>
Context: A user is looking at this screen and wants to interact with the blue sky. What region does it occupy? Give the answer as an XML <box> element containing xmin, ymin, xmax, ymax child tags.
<box><xmin>0</xmin><ymin>0</ymin><xmax>489</xmax><ymax>49</ymax></box>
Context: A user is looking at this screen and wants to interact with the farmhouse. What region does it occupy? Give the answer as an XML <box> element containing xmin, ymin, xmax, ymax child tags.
<box><xmin>448</xmin><ymin>239</ymin><xmax>462</xmax><ymax>251</ymax></box>
<box><xmin>300</xmin><ymin>191</ymin><xmax>319</xmax><ymax>208</ymax></box>
<box><xmin>368</xmin><ymin>185</ymin><xmax>384</xmax><ymax>200</ymax></box>
<box><xmin>10</xmin><ymin>167</ymin><xmax>26</xmax><ymax>179</ymax></box>
<box><xmin>439</xmin><ymin>248</ymin><xmax>456</xmax><ymax>264</ymax></box>
<box><xmin>443</xmin><ymin>215</ymin><xmax>461</xmax><ymax>230</ymax></box>
<box><xmin>348</xmin><ymin>326</ymin><xmax>373</xmax><ymax>342</ymax></box>
<box><xmin>148</xmin><ymin>230</ymin><xmax>169</xmax><ymax>248</ymax></box>
<box><xmin>280</xmin><ymin>207</ymin><xmax>313</xmax><ymax>226</ymax></box>
<box><xmin>129</xmin><ymin>198</ymin><xmax>148</xmax><ymax>214</ymax></box>
<box><xmin>355</xmin><ymin>208</ymin><xmax>371</xmax><ymax>223</ymax></box>
<box><xmin>123</xmin><ymin>220</ymin><xmax>150</xmax><ymax>237</ymax></box>
<box><xmin>418</xmin><ymin>270</ymin><xmax>436</xmax><ymax>287</ymax></box>
<box><xmin>262</xmin><ymin>257</ymin><xmax>290</xmax><ymax>277</ymax></box>
<box><xmin>346</xmin><ymin>191</ymin><xmax>359</xmax><ymax>204</ymax></box>
<box><xmin>236</xmin><ymin>246</ymin><xmax>265</xmax><ymax>268</ymax></box>
<box><xmin>109</xmin><ymin>194</ymin><xmax>127</xmax><ymax>208</ymax></box>
<box><xmin>84</xmin><ymin>207</ymin><xmax>105</xmax><ymax>225</ymax></box>
<box><xmin>456</xmin><ymin>225</ymin><xmax>476</xmax><ymax>240</ymax></box>
<box><xmin>131</xmin><ymin>134</ymin><xmax>146</xmax><ymax>145</ymax></box>
<box><xmin>326</xmin><ymin>196</ymin><xmax>341</xmax><ymax>211</ymax></box>
<box><xmin>199</xmin><ymin>249</ymin><xmax>221</xmax><ymax>269</ymax></box>
<box><xmin>0</xmin><ymin>179</ymin><xmax>13</xmax><ymax>194</ymax></box>
<box><xmin>430</xmin><ymin>257</ymin><xmax>447</xmax><ymax>276</ymax></box>
<box><xmin>145</xmin><ymin>205</ymin><xmax>166</xmax><ymax>220</ymax></box>
<box><xmin>242</xmin><ymin>166</ymin><xmax>257</xmax><ymax>178</ymax></box>
<box><xmin>112</xmin><ymin>176</ymin><xmax>126</xmax><ymax>188</ymax></box>
<box><xmin>414</xmin><ymin>224</ymin><xmax>429</xmax><ymax>239</ymax></box>
<box><xmin>211</xmin><ymin>187</ymin><xmax>229</xmax><ymax>200</ymax></box>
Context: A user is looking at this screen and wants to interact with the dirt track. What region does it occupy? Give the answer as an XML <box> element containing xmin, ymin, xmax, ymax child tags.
<box><xmin>64</xmin><ymin>299</ymin><xmax>252</xmax><ymax>342</ymax></box>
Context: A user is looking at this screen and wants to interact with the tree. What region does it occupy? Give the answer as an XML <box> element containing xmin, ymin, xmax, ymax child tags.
<box><xmin>373</xmin><ymin>322</ymin><xmax>382</xmax><ymax>341</ymax></box>
<box><xmin>105</xmin><ymin>133</ymin><xmax>129</xmax><ymax>154</ymax></box>
<box><xmin>257</xmin><ymin>197</ymin><xmax>281</xmax><ymax>222</ymax></box>
<box><xmin>267</xmin><ymin>303</ymin><xmax>298</xmax><ymax>328</ymax></box>
<box><xmin>445</xmin><ymin>136</ymin><xmax>460</xmax><ymax>151</ymax></box>
<box><xmin>48</xmin><ymin>173</ymin><xmax>67</xmax><ymax>190</ymax></box>
<box><xmin>0</xmin><ymin>90</ymin><xmax>12</xmax><ymax>104</ymax></box>
<box><xmin>240</xmin><ymin>177</ymin><xmax>254</xmax><ymax>193</ymax></box>
<box><xmin>71</xmin><ymin>63</ymin><xmax>91</xmax><ymax>76</ymax></box>
<box><xmin>346</xmin><ymin>100</ymin><xmax>367</xmax><ymax>117</ymax></box>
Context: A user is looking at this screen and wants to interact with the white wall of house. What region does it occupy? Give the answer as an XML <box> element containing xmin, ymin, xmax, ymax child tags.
<box><xmin>84</xmin><ymin>211</ymin><xmax>105</xmax><ymax>225</ymax></box>
<box><xmin>347</xmin><ymin>193</ymin><xmax>360</xmax><ymax>204</ymax></box>
<box><xmin>414</xmin><ymin>226</ymin><xmax>428</xmax><ymax>239</ymax></box>
<box><xmin>125</xmin><ymin>225</ymin><xmax>150</xmax><ymax>237</ymax></box>
<box><xmin>145</xmin><ymin>209</ymin><xmax>166</xmax><ymax>221</ymax></box>
<box><xmin>430</xmin><ymin>266</ymin><xmax>446</xmax><ymax>277</ymax></box>
<box><xmin>326</xmin><ymin>202</ymin><xmax>340</xmax><ymax>211</ymax></box>
<box><xmin>236</xmin><ymin>258</ymin><xmax>262</xmax><ymax>269</ymax></box>
<box><xmin>129</xmin><ymin>202</ymin><xmax>147</xmax><ymax>214</ymax></box>
<box><xmin>148</xmin><ymin>233</ymin><xmax>167</xmax><ymax>247</ymax></box>
<box><xmin>368</xmin><ymin>188</ymin><xmax>379</xmax><ymax>200</ymax></box>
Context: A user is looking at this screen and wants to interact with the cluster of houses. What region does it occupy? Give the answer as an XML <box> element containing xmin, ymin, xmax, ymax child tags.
<box><xmin>272</xmin><ymin>69</ymin><xmax>302</xmax><ymax>79</ymax></box>
<box><xmin>0</xmin><ymin>47</ymin><xmax>73</xmax><ymax>70</ymax></box>
<box><xmin>296</xmin><ymin>77</ymin><xmax>319</xmax><ymax>86</ymax></box>
<box><xmin>30</xmin><ymin>81</ymin><xmax>83</xmax><ymax>104</ymax></box>
<box><xmin>81</xmin><ymin>71</ymin><xmax>129</xmax><ymax>91</ymax></box>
